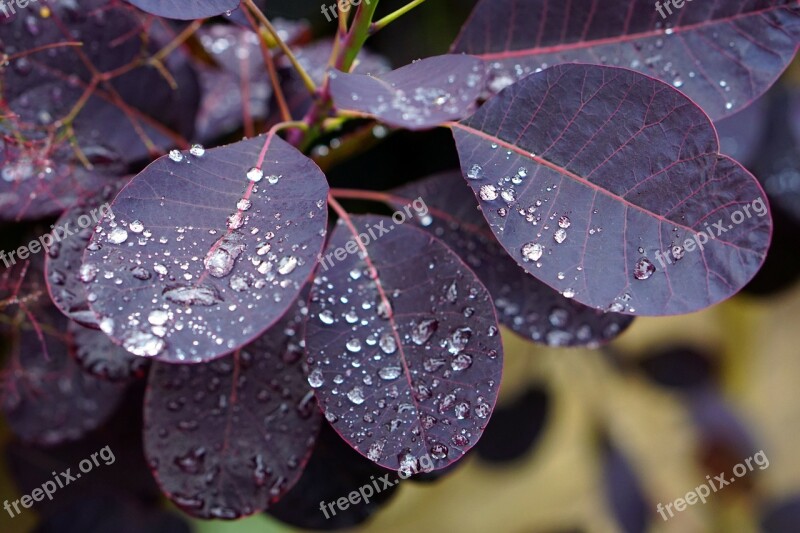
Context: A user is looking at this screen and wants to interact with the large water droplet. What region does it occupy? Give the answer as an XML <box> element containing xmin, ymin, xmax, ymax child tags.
<box><xmin>521</xmin><ymin>242</ymin><xmax>543</xmax><ymax>261</ymax></box>
<box><xmin>633</xmin><ymin>257</ymin><xmax>656</xmax><ymax>280</ymax></box>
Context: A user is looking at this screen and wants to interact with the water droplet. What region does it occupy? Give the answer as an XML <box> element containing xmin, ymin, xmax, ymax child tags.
<box><xmin>247</xmin><ymin>167</ymin><xmax>263</xmax><ymax>182</ymax></box>
<box><xmin>379</xmin><ymin>332</ymin><xmax>397</xmax><ymax>354</ymax></box>
<box><xmin>169</xmin><ymin>150</ymin><xmax>183</xmax><ymax>162</ymax></box>
<box><xmin>521</xmin><ymin>242</ymin><xmax>543</xmax><ymax>262</ymax></box>
<box><xmin>204</xmin><ymin>232</ymin><xmax>245</xmax><ymax>278</ymax></box>
<box><xmin>277</xmin><ymin>256</ymin><xmax>298</xmax><ymax>275</ymax></box>
<box><xmin>633</xmin><ymin>257</ymin><xmax>656</xmax><ymax>280</ymax></box>
<box><xmin>307</xmin><ymin>368</ymin><xmax>324</xmax><ymax>388</ymax></box>
<box><xmin>466</xmin><ymin>164</ymin><xmax>483</xmax><ymax>180</ymax></box>
<box><xmin>411</xmin><ymin>319</ymin><xmax>438</xmax><ymax>345</ymax></box>
<box><xmin>123</xmin><ymin>331</ymin><xmax>165</xmax><ymax>357</ymax></box>
<box><xmin>190</xmin><ymin>144</ymin><xmax>205</xmax><ymax>157</ymax></box>
<box><xmin>318</xmin><ymin>310</ymin><xmax>334</xmax><ymax>325</ymax></box>
<box><xmin>479</xmin><ymin>184</ymin><xmax>498</xmax><ymax>200</ymax></box>
<box><xmin>79</xmin><ymin>263</ymin><xmax>99</xmax><ymax>283</ymax></box>
<box><xmin>554</xmin><ymin>228</ymin><xmax>567</xmax><ymax>243</ymax></box>
<box><xmin>347</xmin><ymin>386</ymin><xmax>366</xmax><ymax>405</ymax></box>
<box><xmin>346</xmin><ymin>338</ymin><xmax>362</xmax><ymax>353</ymax></box>
<box><xmin>558</xmin><ymin>215</ymin><xmax>571</xmax><ymax>228</ymax></box>
<box><xmin>378</xmin><ymin>366</ymin><xmax>401</xmax><ymax>380</ymax></box>
<box><xmin>107</xmin><ymin>227</ymin><xmax>128</xmax><ymax>244</ymax></box>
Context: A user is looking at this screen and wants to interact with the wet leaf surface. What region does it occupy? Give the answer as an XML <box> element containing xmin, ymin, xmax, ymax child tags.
<box><xmin>306</xmin><ymin>215</ymin><xmax>503</xmax><ymax>471</ymax></box>
<box><xmin>452</xmin><ymin>64</ymin><xmax>772</xmax><ymax>316</ymax></box>
<box><xmin>83</xmin><ymin>134</ymin><xmax>328</xmax><ymax>363</ymax></box>
<box><xmin>45</xmin><ymin>180</ymin><xmax>128</xmax><ymax>328</ymax></box>
<box><xmin>452</xmin><ymin>0</ymin><xmax>800</xmax><ymax>119</ymax></box>
<box><xmin>71</xmin><ymin>321</ymin><xmax>150</xmax><ymax>382</ymax></box>
<box><xmin>329</xmin><ymin>55</ymin><xmax>486</xmax><ymax>130</ymax></box>
<box><xmin>391</xmin><ymin>171</ymin><xmax>634</xmax><ymax>346</ymax></box>
<box><xmin>143</xmin><ymin>296</ymin><xmax>322</xmax><ymax>519</ymax></box>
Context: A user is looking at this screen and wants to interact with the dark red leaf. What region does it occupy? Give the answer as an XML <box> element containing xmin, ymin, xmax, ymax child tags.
<box><xmin>390</xmin><ymin>172</ymin><xmax>634</xmax><ymax>346</ymax></box>
<box><xmin>2</xmin><ymin>0</ymin><xmax>199</xmax><ymax>164</ymax></box>
<box><xmin>0</xmin><ymin>142</ymin><xmax>116</xmax><ymax>222</ymax></box>
<box><xmin>451</xmin><ymin>64</ymin><xmax>772</xmax><ymax>316</ymax></box>
<box><xmin>306</xmin><ymin>215</ymin><xmax>503</xmax><ymax>471</ymax></box>
<box><xmin>1</xmin><ymin>299</ymin><xmax>126</xmax><ymax>446</ymax></box>
<box><xmin>46</xmin><ymin>180</ymin><xmax>128</xmax><ymax>328</ymax></box>
<box><xmin>194</xmin><ymin>24</ymin><xmax>274</xmax><ymax>143</ymax></box>
<box><xmin>276</xmin><ymin>39</ymin><xmax>391</xmax><ymax>124</ymax></box>
<box><xmin>143</xmin><ymin>297</ymin><xmax>321</xmax><ymax>519</ymax></box>
<box><xmin>452</xmin><ymin>0</ymin><xmax>800</xmax><ymax>119</ymax></box>
<box><xmin>83</xmin><ymin>134</ymin><xmax>329</xmax><ymax>363</ymax></box>
<box><xmin>71</xmin><ymin>321</ymin><xmax>150</xmax><ymax>382</ymax></box>
<box><xmin>329</xmin><ymin>55</ymin><xmax>486</xmax><ymax>130</ymax></box>
<box><xmin>124</xmin><ymin>0</ymin><xmax>240</xmax><ymax>20</ymax></box>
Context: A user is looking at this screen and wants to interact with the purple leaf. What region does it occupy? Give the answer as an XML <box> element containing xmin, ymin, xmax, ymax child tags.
<box><xmin>451</xmin><ymin>64</ymin><xmax>772</xmax><ymax>316</ymax></box>
<box><xmin>46</xmin><ymin>181</ymin><xmax>128</xmax><ymax>328</ymax></box>
<box><xmin>83</xmin><ymin>134</ymin><xmax>328</xmax><ymax>363</ymax></box>
<box><xmin>143</xmin><ymin>297</ymin><xmax>321</xmax><ymax>519</ymax></box>
<box><xmin>452</xmin><ymin>0</ymin><xmax>800</xmax><ymax>119</ymax></box>
<box><xmin>390</xmin><ymin>172</ymin><xmax>634</xmax><ymax>346</ymax></box>
<box><xmin>124</xmin><ymin>0</ymin><xmax>240</xmax><ymax>20</ymax></box>
<box><xmin>194</xmin><ymin>24</ymin><xmax>275</xmax><ymax>142</ymax></box>
<box><xmin>1</xmin><ymin>0</ymin><xmax>199</xmax><ymax>165</ymax></box>
<box><xmin>1</xmin><ymin>296</ymin><xmax>126</xmax><ymax>446</ymax></box>
<box><xmin>306</xmin><ymin>215</ymin><xmax>503</xmax><ymax>471</ymax></box>
<box><xmin>71</xmin><ymin>321</ymin><xmax>150</xmax><ymax>382</ymax></box>
<box><xmin>276</xmin><ymin>39</ymin><xmax>391</xmax><ymax>124</ymax></box>
<box><xmin>329</xmin><ymin>55</ymin><xmax>486</xmax><ymax>130</ymax></box>
<box><xmin>0</xmin><ymin>142</ymin><xmax>115</xmax><ymax>222</ymax></box>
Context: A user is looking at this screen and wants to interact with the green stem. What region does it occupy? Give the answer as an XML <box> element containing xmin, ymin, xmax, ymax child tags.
<box><xmin>370</xmin><ymin>0</ymin><xmax>427</xmax><ymax>34</ymax></box>
<box><xmin>336</xmin><ymin>0</ymin><xmax>381</xmax><ymax>72</ymax></box>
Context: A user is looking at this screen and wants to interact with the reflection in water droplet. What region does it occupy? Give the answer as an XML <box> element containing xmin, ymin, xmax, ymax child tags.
<box><xmin>633</xmin><ymin>257</ymin><xmax>656</xmax><ymax>280</ymax></box>
<box><xmin>521</xmin><ymin>242</ymin><xmax>543</xmax><ymax>262</ymax></box>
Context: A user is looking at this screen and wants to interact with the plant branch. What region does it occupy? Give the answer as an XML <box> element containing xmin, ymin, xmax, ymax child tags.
<box><xmin>243</xmin><ymin>0</ymin><xmax>316</xmax><ymax>95</ymax></box>
<box><xmin>371</xmin><ymin>0</ymin><xmax>427</xmax><ymax>34</ymax></box>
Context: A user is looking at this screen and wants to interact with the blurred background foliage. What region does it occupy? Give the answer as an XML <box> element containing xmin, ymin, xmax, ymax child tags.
<box><xmin>1</xmin><ymin>1</ymin><xmax>800</xmax><ymax>532</ymax></box>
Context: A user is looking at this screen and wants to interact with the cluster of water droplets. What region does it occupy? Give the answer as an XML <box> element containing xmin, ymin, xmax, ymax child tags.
<box><xmin>341</xmin><ymin>60</ymin><xmax>485</xmax><ymax>128</ymax></box>
<box><xmin>79</xmin><ymin>152</ymin><xmax>325</xmax><ymax>361</ymax></box>
<box><xmin>306</xmin><ymin>250</ymin><xmax>501</xmax><ymax>470</ymax></box>
<box><xmin>145</xmin><ymin>300</ymin><xmax>320</xmax><ymax>518</ymax></box>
